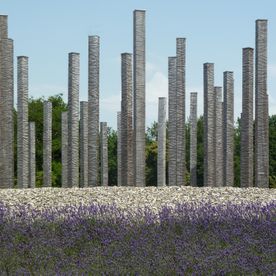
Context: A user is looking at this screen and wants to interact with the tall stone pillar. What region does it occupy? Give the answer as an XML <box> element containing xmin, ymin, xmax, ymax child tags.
<box><xmin>61</xmin><ymin>111</ymin><xmax>68</xmax><ymax>188</ymax></box>
<box><xmin>43</xmin><ymin>101</ymin><xmax>52</xmax><ymax>187</ymax></box>
<box><xmin>121</xmin><ymin>53</ymin><xmax>133</xmax><ymax>186</ymax></box>
<box><xmin>241</xmin><ymin>48</ymin><xmax>254</xmax><ymax>187</ymax></box>
<box><xmin>17</xmin><ymin>56</ymin><xmax>29</xmax><ymax>189</ymax></box>
<box><xmin>133</xmin><ymin>10</ymin><xmax>146</xmax><ymax>187</ymax></box>
<box><xmin>0</xmin><ymin>15</ymin><xmax>14</xmax><ymax>188</ymax></box>
<box><xmin>80</xmin><ymin>101</ymin><xmax>88</xmax><ymax>188</ymax></box>
<box><xmin>100</xmin><ymin>122</ymin><xmax>108</xmax><ymax>186</ymax></box>
<box><xmin>214</xmin><ymin>87</ymin><xmax>223</xmax><ymax>187</ymax></box>
<box><xmin>203</xmin><ymin>63</ymin><xmax>215</xmax><ymax>186</ymax></box>
<box><xmin>255</xmin><ymin>19</ymin><xmax>269</xmax><ymax>188</ymax></box>
<box><xmin>88</xmin><ymin>36</ymin><xmax>100</xmax><ymax>186</ymax></box>
<box><xmin>117</xmin><ymin>111</ymin><xmax>121</xmax><ymax>186</ymax></box>
<box><xmin>168</xmin><ymin>56</ymin><xmax>177</xmax><ymax>186</ymax></box>
<box><xmin>223</xmin><ymin>71</ymin><xmax>234</xmax><ymax>186</ymax></box>
<box><xmin>190</xmin><ymin>92</ymin><xmax>197</xmax><ymax>187</ymax></box>
<box><xmin>67</xmin><ymin>53</ymin><xmax>79</xmax><ymax>188</ymax></box>
<box><xmin>29</xmin><ymin>122</ymin><xmax>36</xmax><ymax>188</ymax></box>
<box><xmin>157</xmin><ymin>97</ymin><xmax>167</xmax><ymax>187</ymax></box>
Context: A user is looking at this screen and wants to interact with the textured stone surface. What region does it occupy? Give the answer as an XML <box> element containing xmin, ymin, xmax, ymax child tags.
<box><xmin>214</xmin><ymin>87</ymin><xmax>223</xmax><ymax>187</ymax></box>
<box><xmin>168</xmin><ymin>57</ymin><xmax>177</xmax><ymax>186</ymax></box>
<box><xmin>61</xmin><ymin>112</ymin><xmax>68</xmax><ymax>188</ymax></box>
<box><xmin>100</xmin><ymin>122</ymin><xmax>108</xmax><ymax>186</ymax></box>
<box><xmin>241</xmin><ymin>48</ymin><xmax>254</xmax><ymax>188</ymax></box>
<box><xmin>190</xmin><ymin>92</ymin><xmax>197</xmax><ymax>187</ymax></box>
<box><xmin>80</xmin><ymin>101</ymin><xmax>88</xmax><ymax>188</ymax></box>
<box><xmin>176</xmin><ymin>38</ymin><xmax>186</xmax><ymax>186</ymax></box>
<box><xmin>43</xmin><ymin>101</ymin><xmax>52</xmax><ymax>187</ymax></box>
<box><xmin>223</xmin><ymin>71</ymin><xmax>234</xmax><ymax>187</ymax></box>
<box><xmin>255</xmin><ymin>20</ymin><xmax>269</xmax><ymax>188</ymax></box>
<box><xmin>88</xmin><ymin>36</ymin><xmax>100</xmax><ymax>186</ymax></box>
<box><xmin>29</xmin><ymin>122</ymin><xmax>36</xmax><ymax>188</ymax></box>
<box><xmin>203</xmin><ymin>63</ymin><xmax>215</xmax><ymax>187</ymax></box>
<box><xmin>17</xmin><ymin>56</ymin><xmax>29</xmax><ymax>189</ymax></box>
<box><xmin>0</xmin><ymin>15</ymin><xmax>8</xmax><ymax>39</ymax></box>
<box><xmin>133</xmin><ymin>10</ymin><xmax>146</xmax><ymax>187</ymax></box>
<box><xmin>121</xmin><ymin>53</ymin><xmax>133</xmax><ymax>186</ymax></box>
<box><xmin>157</xmin><ymin>97</ymin><xmax>166</xmax><ymax>187</ymax></box>
<box><xmin>68</xmin><ymin>53</ymin><xmax>80</xmax><ymax>188</ymax></box>
<box><xmin>117</xmin><ymin>111</ymin><xmax>121</xmax><ymax>186</ymax></box>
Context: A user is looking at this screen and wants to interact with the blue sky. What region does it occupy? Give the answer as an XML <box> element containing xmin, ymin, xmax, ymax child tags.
<box><xmin>1</xmin><ymin>0</ymin><xmax>276</xmax><ymax>128</ymax></box>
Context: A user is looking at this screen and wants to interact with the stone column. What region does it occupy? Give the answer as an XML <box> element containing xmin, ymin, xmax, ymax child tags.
<box><xmin>100</xmin><ymin>122</ymin><xmax>108</xmax><ymax>186</ymax></box>
<box><xmin>255</xmin><ymin>19</ymin><xmax>269</xmax><ymax>188</ymax></box>
<box><xmin>121</xmin><ymin>53</ymin><xmax>133</xmax><ymax>186</ymax></box>
<box><xmin>68</xmin><ymin>52</ymin><xmax>80</xmax><ymax>187</ymax></box>
<box><xmin>117</xmin><ymin>111</ymin><xmax>121</xmax><ymax>186</ymax></box>
<box><xmin>43</xmin><ymin>101</ymin><xmax>52</xmax><ymax>187</ymax></box>
<box><xmin>80</xmin><ymin>101</ymin><xmax>88</xmax><ymax>188</ymax></box>
<box><xmin>133</xmin><ymin>10</ymin><xmax>146</xmax><ymax>187</ymax></box>
<box><xmin>190</xmin><ymin>92</ymin><xmax>197</xmax><ymax>187</ymax></box>
<box><xmin>17</xmin><ymin>56</ymin><xmax>29</xmax><ymax>189</ymax></box>
<box><xmin>214</xmin><ymin>87</ymin><xmax>223</xmax><ymax>187</ymax></box>
<box><xmin>241</xmin><ymin>48</ymin><xmax>254</xmax><ymax>188</ymax></box>
<box><xmin>0</xmin><ymin>15</ymin><xmax>14</xmax><ymax>188</ymax></box>
<box><xmin>157</xmin><ymin>97</ymin><xmax>166</xmax><ymax>187</ymax></box>
<box><xmin>203</xmin><ymin>63</ymin><xmax>215</xmax><ymax>187</ymax></box>
<box><xmin>29</xmin><ymin>122</ymin><xmax>36</xmax><ymax>188</ymax></box>
<box><xmin>176</xmin><ymin>38</ymin><xmax>186</xmax><ymax>186</ymax></box>
<box><xmin>61</xmin><ymin>111</ymin><xmax>68</xmax><ymax>188</ymax></box>
<box><xmin>168</xmin><ymin>56</ymin><xmax>177</xmax><ymax>186</ymax></box>
<box><xmin>223</xmin><ymin>71</ymin><xmax>234</xmax><ymax>187</ymax></box>
<box><xmin>88</xmin><ymin>36</ymin><xmax>100</xmax><ymax>186</ymax></box>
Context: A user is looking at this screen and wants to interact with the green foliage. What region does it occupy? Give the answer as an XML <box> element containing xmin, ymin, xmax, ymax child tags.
<box><xmin>107</xmin><ymin>127</ymin><xmax>117</xmax><ymax>186</ymax></box>
<box><xmin>234</xmin><ymin>118</ymin><xmax>241</xmax><ymax>187</ymax></box>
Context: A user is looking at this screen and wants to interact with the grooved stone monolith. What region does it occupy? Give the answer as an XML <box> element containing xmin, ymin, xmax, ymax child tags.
<box><xmin>43</xmin><ymin>101</ymin><xmax>52</xmax><ymax>187</ymax></box>
<box><xmin>100</xmin><ymin>122</ymin><xmax>108</xmax><ymax>186</ymax></box>
<box><xmin>133</xmin><ymin>10</ymin><xmax>146</xmax><ymax>187</ymax></box>
<box><xmin>168</xmin><ymin>56</ymin><xmax>177</xmax><ymax>186</ymax></box>
<box><xmin>67</xmin><ymin>53</ymin><xmax>79</xmax><ymax>188</ymax></box>
<box><xmin>255</xmin><ymin>19</ymin><xmax>269</xmax><ymax>188</ymax></box>
<box><xmin>190</xmin><ymin>92</ymin><xmax>197</xmax><ymax>187</ymax></box>
<box><xmin>117</xmin><ymin>111</ymin><xmax>121</xmax><ymax>186</ymax></box>
<box><xmin>29</xmin><ymin>122</ymin><xmax>36</xmax><ymax>188</ymax></box>
<box><xmin>121</xmin><ymin>53</ymin><xmax>133</xmax><ymax>186</ymax></box>
<box><xmin>241</xmin><ymin>48</ymin><xmax>254</xmax><ymax>187</ymax></box>
<box><xmin>61</xmin><ymin>111</ymin><xmax>68</xmax><ymax>188</ymax></box>
<box><xmin>223</xmin><ymin>71</ymin><xmax>234</xmax><ymax>187</ymax></box>
<box><xmin>88</xmin><ymin>36</ymin><xmax>100</xmax><ymax>186</ymax></box>
<box><xmin>17</xmin><ymin>56</ymin><xmax>29</xmax><ymax>189</ymax></box>
<box><xmin>80</xmin><ymin>101</ymin><xmax>88</xmax><ymax>188</ymax></box>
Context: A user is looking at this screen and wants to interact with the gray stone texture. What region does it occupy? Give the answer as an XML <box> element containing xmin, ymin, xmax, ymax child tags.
<box><xmin>241</xmin><ymin>48</ymin><xmax>254</xmax><ymax>187</ymax></box>
<box><xmin>117</xmin><ymin>111</ymin><xmax>121</xmax><ymax>186</ymax></box>
<box><xmin>133</xmin><ymin>10</ymin><xmax>146</xmax><ymax>187</ymax></box>
<box><xmin>100</xmin><ymin>122</ymin><xmax>108</xmax><ymax>186</ymax></box>
<box><xmin>190</xmin><ymin>92</ymin><xmax>197</xmax><ymax>187</ymax></box>
<box><xmin>80</xmin><ymin>101</ymin><xmax>88</xmax><ymax>188</ymax></box>
<box><xmin>121</xmin><ymin>53</ymin><xmax>134</xmax><ymax>186</ymax></box>
<box><xmin>61</xmin><ymin>111</ymin><xmax>68</xmax><ymax>188</ymax></box>
<box><xmin>17</xmin><ymin>56</ymin><xmax>29</xmax><ymax>189</ymax></box>
<box><xmin>29</xmin><ymin>122</ymin><xmax>36</xmax><ymax>188</ymax></box>
<box><xmin>88</xmin><ymin>36</ymin><xmax>100</xmax><ymax>186</ymax></box>
<box><xmin>68</xmin><ymin>53</ymin><xmax>80</xmax><ymax>188</ymax></box>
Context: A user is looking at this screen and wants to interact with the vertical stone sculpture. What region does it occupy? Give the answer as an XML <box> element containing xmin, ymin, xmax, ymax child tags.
<box><xmin>68</xmin><ymin>52</ymin><xmax>80</xmax><ymax>188</ymax></box>
<box><xmin>255</xmin><ymin>19</ymin><xmax>269</xmax><ymax>188</ymax></box>
<box><xmin>29</xmin><ymin>122</ymin><xmax>36</xmax><ymax>188</ymax></box>
<box><xmin>121</xmin><ymin>53</ymin><xmax>133</xmax><ymax>186</ymax></box>
<box><xmin>214</xmin><ymin>87</ymin><xmax>223</xmax><ymax>187</ymax></box>
<box><xmin>0</xmin><ymin>15</ymin><xmax>14</xmax><ymax>188</ymax></box>
<box><xmin>88</xmin><ymin>36</ymin><xmax>100</xmax><ymax>186</ymax></box>
<box><xmin>17</xmin><ymin>56</ymin><xmax>29</xmax><ymax>189</ymax></box>
<box><xmin>133</xmin><ymin>10</ymin><xmax>146</xmax><ymax>187</ymax></box>
<box><xmin>176</xmin><ymin>38</ymin><xmax>186</xmax><ymax>186</ymax></box>
<box><xmin>190</xmin><ymin>92</ymin><xmax>197</xmax><ymax>187</ymax></box>
<box><xmin>157</xmin><ymin>97</ymin><xmax>167</xmax><ymax>187</ymax></box>
<box><xmin>241</xmin><ymin>48</ymin><xmax>254</xmax><ymax>187</ymax></box>
<box><xmin>117</xmin><ymin>111</ymin><xmax>121</xmax><ymax>186</ymax></box>
<box><xmin>223</xmin><ymin>71</ymin><xmax>234</xmax><ymax>187</ymax></box>
<box><xmin>100</xmin><ymin>122</ymin><xmax>108</xmax><ymax>186</ymax></box>
<box><xmin>61</xmin><ymin>111</ymin><xmax>68</xmax><ymax>188</ymax></box>
<box><xmin>80</xmin><ymin>101</ymin><xmax>88</xmax><ymax>188</ymax></box>
<box><xmin>203</xmin><ymin>63</ymin><xmax>215</xmax><ymax>186</ymax></box>
<box><xmin>168</xmin><ymin>57</ymin><xmax>177</xmax><ymax>186</ymax></box>
<box><xmin>43</xmin><ymin>101</ymin><xmax>52</xmax><ymax>187</ymax></box>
